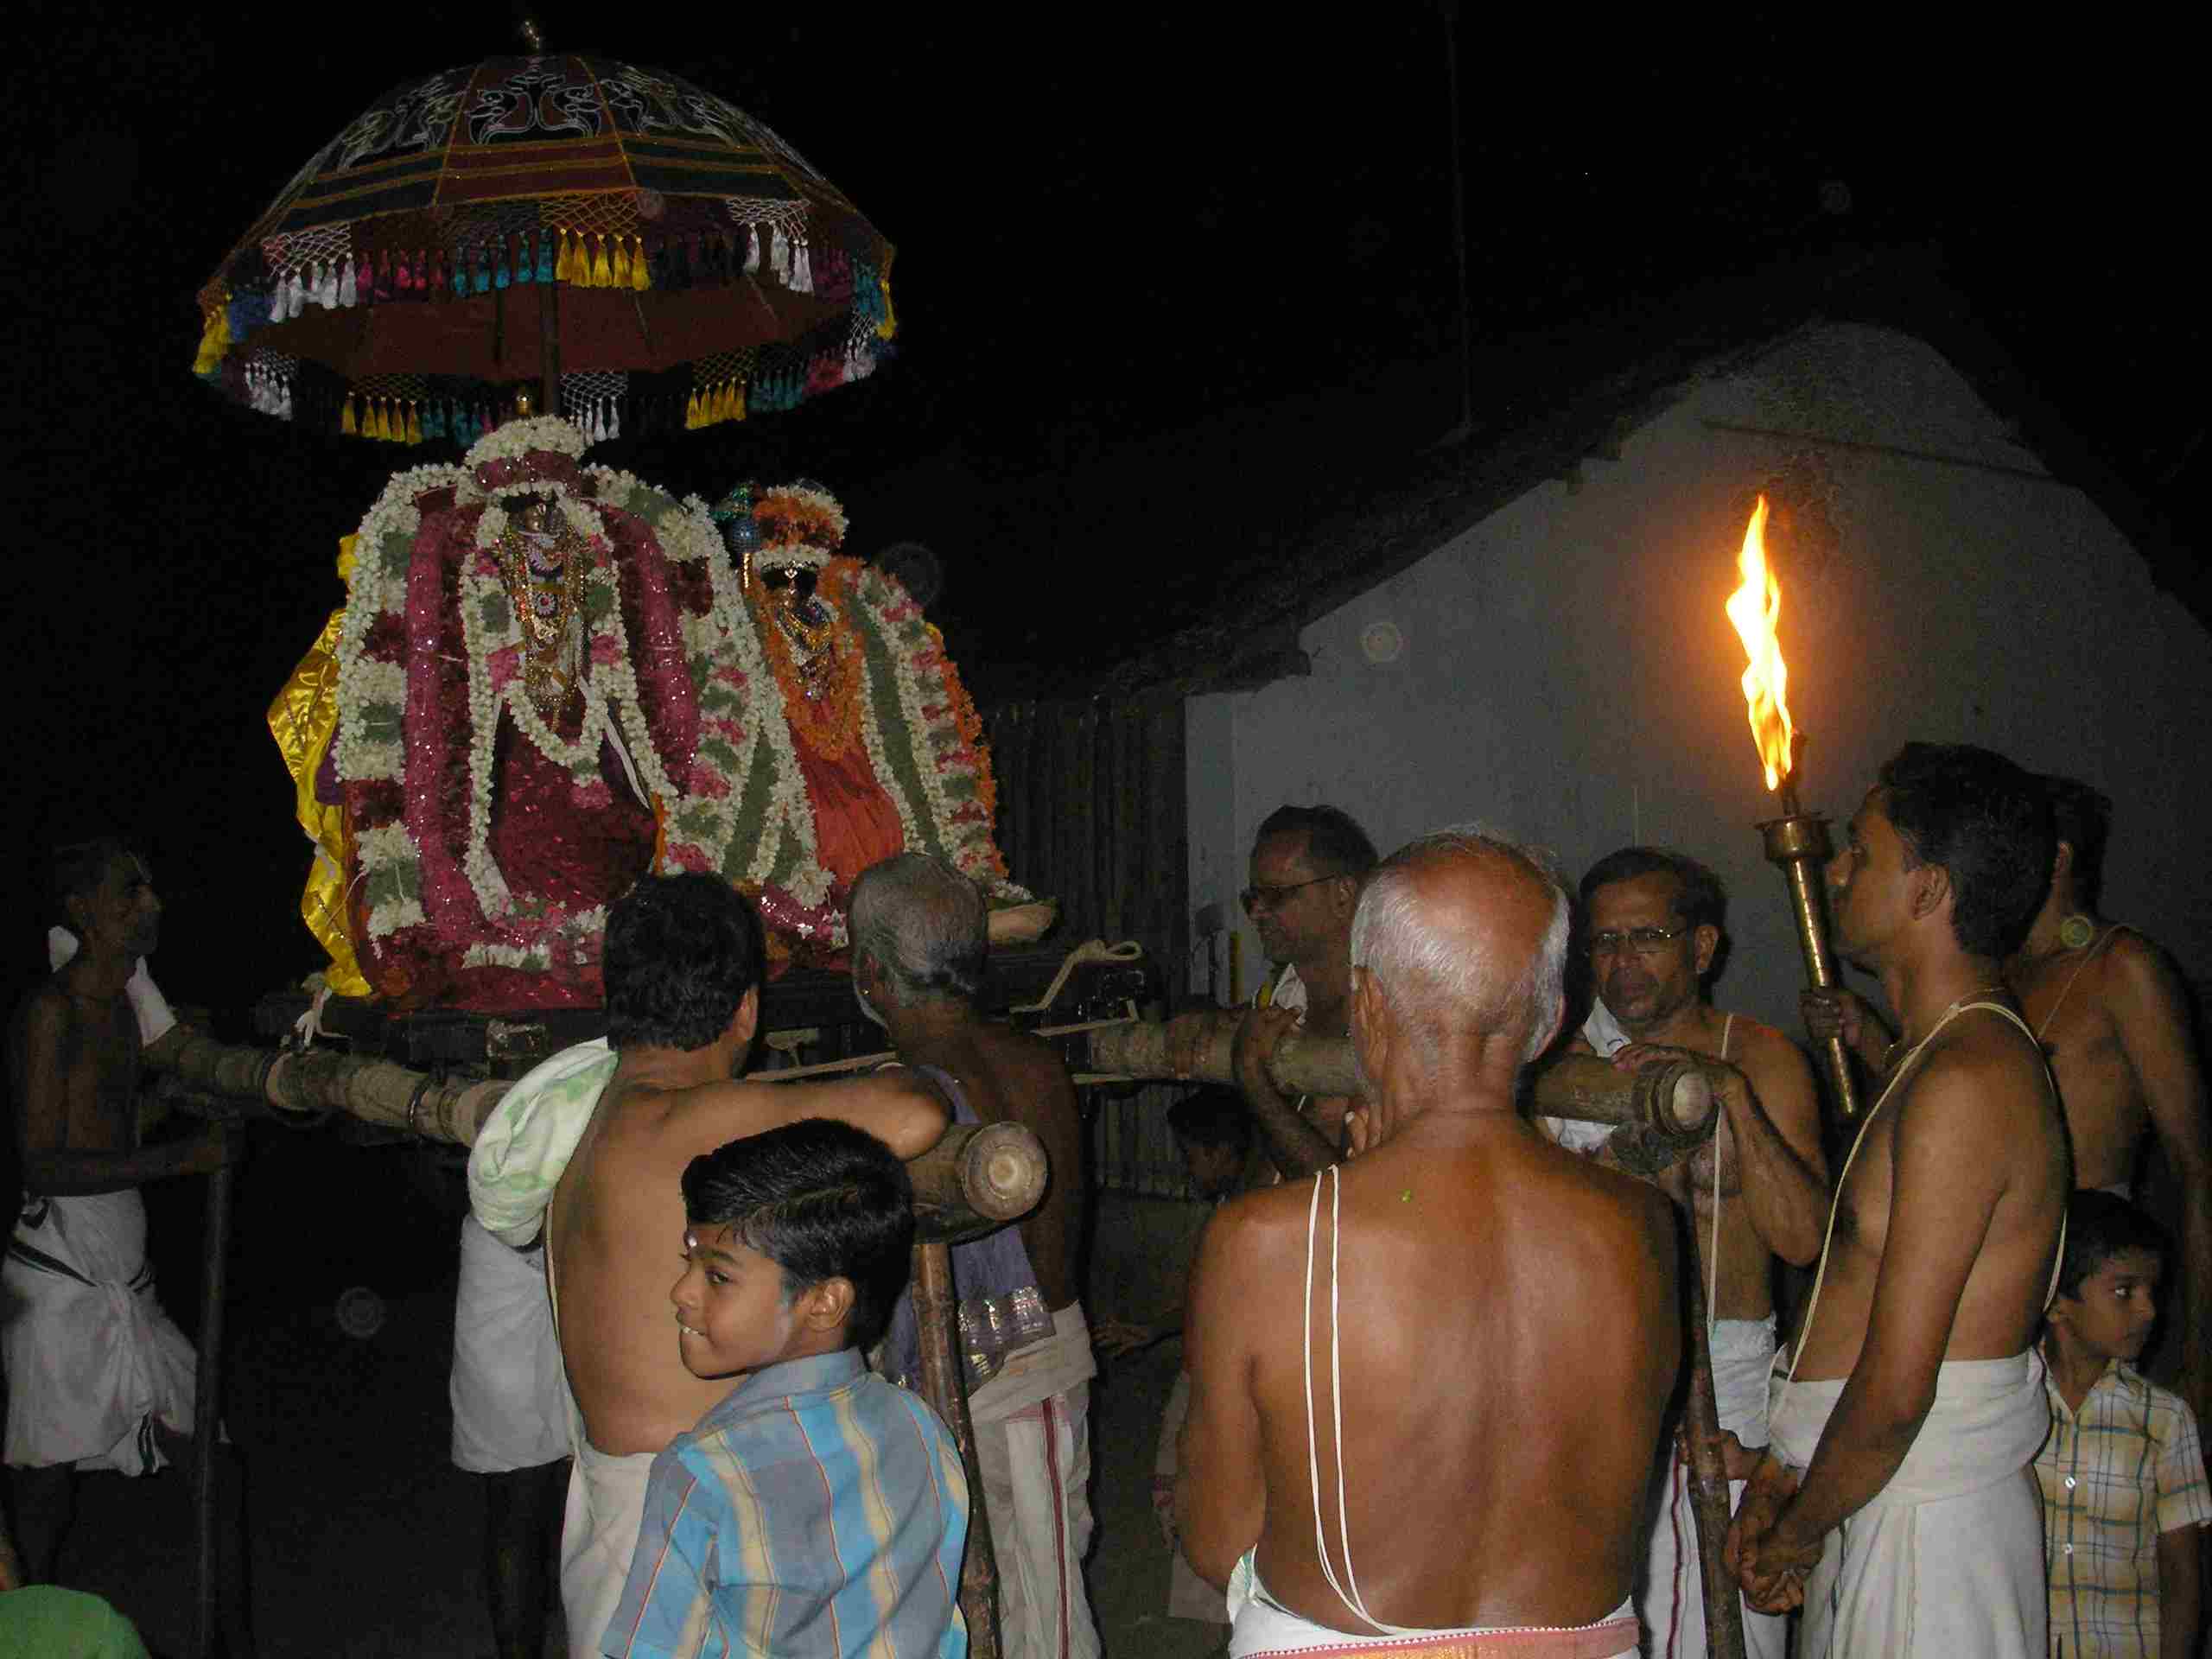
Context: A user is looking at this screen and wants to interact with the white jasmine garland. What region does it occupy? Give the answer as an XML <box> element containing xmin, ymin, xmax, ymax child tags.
<box><xmin>454</xmin><ymin>416</ymin><xmax>589</xmax><ymax>505</ymax></box>
<box><xmin>355</xmin><ymin>822</ymin><xmax>427</xmax><ymax>938</ymax></box>
<box><xmin>786</xmin><ymin>861</ymin><xmax>834</xmax><ymax>909</ymax></box>
<box><xmin>334</xmin><ymin>464</ymin><xmax>460</xmax><ymax>785</ymax></box>
<box><xmin>853</xmin><ymin>568</ymin><xmax>993</xmax><ymax>879</ymax></box>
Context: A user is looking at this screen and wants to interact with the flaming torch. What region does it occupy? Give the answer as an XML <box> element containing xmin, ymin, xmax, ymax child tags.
<box><xmin>1727</xmin><ymin>497</ymin><xmax>1862</xmax><ymax>1120</ymax></box>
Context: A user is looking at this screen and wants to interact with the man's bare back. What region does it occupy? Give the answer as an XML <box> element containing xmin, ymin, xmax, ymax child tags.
<box><xmin>1790</xmin><ymin>1009</ymin><xmax>2068</xmax><ymax>1385</ymax></box>
<box><xmin>896</xmin><ymin>1020</ymin><xmax>1084</xmax><ymax>1311</ymax></box>
<box><xmin>548</xmin><ymin>1065</ymin><xmax>944</xmax><ymax>1456</ymax></box>
<box><xmin>2014</xmin><ymin>927</ymin><xmax>2188</xmax><ymax>1189</ymax></box>
<box><xmin>1185</xmin><ymin>1118</ymin><xmax>1678</xmax><ymax>1630</ymax></box>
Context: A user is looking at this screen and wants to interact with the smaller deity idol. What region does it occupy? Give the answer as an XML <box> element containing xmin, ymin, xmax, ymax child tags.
<box><xmin>702</xmin><ymin>480</ymin><xmax>1044</xmax><ymax>974</ymax></box>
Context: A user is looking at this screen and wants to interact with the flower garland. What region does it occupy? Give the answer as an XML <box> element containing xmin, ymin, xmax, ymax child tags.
<box><xmin>847</xmin><ymin>564</ymin><xmax>1027</xmax><ymax>899</ymax></box>
<box><xmin>750</xmin><ymin>482</ymin><xmax>849</xmax><ymax>567</ymax></box>
<box><xmin>331</xmin><ymin>441</ymin><xmax>1026</xmax><ymax>992</ymax></box>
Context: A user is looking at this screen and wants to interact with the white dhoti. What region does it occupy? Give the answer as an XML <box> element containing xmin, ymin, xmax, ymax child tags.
<box><xmin>558</xmin><ymin>1423</ymin><xmax>657</xmax><ymax>1659</ymax></box>
<box><xmin>1639</xmin><ymin>1315</ymin><xmax>1786</xmax><ymax>1659</ymax></box>
<box><xmin>1768</xmin><ymin>1351</ymin><xmax>2050</xmax><ymax>1659</ymax></box>
<box><xmin>449</xmin><ymin>1214</ymin><xmax>569</xmax><ymax>1472</ymax></box>
<box><xmin>1227</xmin><ymin>1552</ymin><xmax>1637</xmax><ymax>1658</ymax></box>
<box><xmin>968</xmin><ymin>1302</ymin><xmax>1102</xmax><ymax>1659</ymax></box>
<box><xmin>3</xmin><ymin>1192</ymin><xmax>195</xmax><ymax>1474</ymax></box>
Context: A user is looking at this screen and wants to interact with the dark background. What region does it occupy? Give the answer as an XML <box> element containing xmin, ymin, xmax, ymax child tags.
<box><xmin>8</xmin><ymin>7</ymin><xmax>2202</xmax><ymax>1024</ymax></box>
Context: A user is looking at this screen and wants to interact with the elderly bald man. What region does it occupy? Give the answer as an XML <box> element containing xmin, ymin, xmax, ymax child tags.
<box><xmin>1177</xmin><ymin>828</ymin><xmax>1681</xmax><ymax>1659</ymax></box>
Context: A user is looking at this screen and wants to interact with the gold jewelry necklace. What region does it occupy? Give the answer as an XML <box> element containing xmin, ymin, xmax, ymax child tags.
<box><xmin>497</xmin><ymin>524</ymin><xmax>589</xmax><ymax>719</ymax></box>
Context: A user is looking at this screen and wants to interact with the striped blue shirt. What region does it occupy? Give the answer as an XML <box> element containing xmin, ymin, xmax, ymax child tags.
<box><xmin>601</xmin><ymin>1349</ymin><xmax>969</xmax><ymax>1659</ymax></box>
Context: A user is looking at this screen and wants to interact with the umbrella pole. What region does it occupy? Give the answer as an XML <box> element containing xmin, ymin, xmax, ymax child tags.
<box><xmin>539</xmin><ymin>278</ymin><xmax>562</xmax><ymax>417</ymax></box>
<box><xmin>192</xmin><ymin>1156</ymin><xmax>237</xmax><ymax>1658</ymax></box>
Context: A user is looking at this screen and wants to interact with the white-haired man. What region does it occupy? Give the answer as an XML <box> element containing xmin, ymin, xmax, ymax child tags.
<box><xmin>852</xmin><ymin>852</ymin><xmax>1100</xmax><ymax>1659</ymax></box>
<box><xmin>1178</xmin><ymin>829</ymin><xmax>1680</xmax><ymax>1658</ymax></box>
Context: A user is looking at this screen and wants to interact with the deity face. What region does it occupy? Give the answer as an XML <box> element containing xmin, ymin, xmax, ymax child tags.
<box><xmin>763</xmin><ymin>563</ymin><xmax>820</xmax><ymax>604</ymax></box>
<box><xmin>513</xmin><ymin>494</ymin><xmax>557</xmax><ymax>536</ymax></box>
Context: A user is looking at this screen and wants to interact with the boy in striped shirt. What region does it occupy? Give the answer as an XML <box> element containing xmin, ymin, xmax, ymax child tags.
<box><xmin>2037</xmin><ymin>1190</ymin><xmax>2209</xmax><ymax>1659</ymax></box>
<box><xmin>602</xmin><ymin>1119</ymin><xmax>969</xmax><ymax>1658</ymax></box>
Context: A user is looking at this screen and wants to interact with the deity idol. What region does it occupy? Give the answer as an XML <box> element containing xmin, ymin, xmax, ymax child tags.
<box><xmin>270</xmin><ymin>417</ymin><xmax>1036</xmax><ymax>1011</ymax></box>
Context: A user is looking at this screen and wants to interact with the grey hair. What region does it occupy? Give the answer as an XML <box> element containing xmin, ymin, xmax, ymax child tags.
<box><xmin>848</xmin><ymin>853</ymin><xmax>988</xmax><ymax>1004</ymax></box>
<box><xmin>1349</xmin><ymin>824</ymin><xmax>1571</xmax><ymax>1064</ymax></box>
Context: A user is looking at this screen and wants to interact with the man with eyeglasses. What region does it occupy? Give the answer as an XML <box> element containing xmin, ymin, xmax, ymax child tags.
<box><xmin>1537</xmin><ymin>847</ymin><xmax>1827</xmax><ymax>1659</ymax></box>
<box><xmin>1170</xmin><ymin>805</ymin><xmax>1380</xmax><ymax>1181</ymax></box>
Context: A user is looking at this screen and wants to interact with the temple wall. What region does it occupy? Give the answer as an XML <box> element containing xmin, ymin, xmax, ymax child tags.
<box><xmin>1182</xmin><ymin>322</ymin><xmax>2212</xmax><ymax>1039</ymax></box>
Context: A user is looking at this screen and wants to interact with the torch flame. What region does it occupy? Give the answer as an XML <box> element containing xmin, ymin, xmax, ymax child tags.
<box><xmin>1725</xmin><ymin>496</ymin><xmax>1794</xmax><ymax>792</ymax></box>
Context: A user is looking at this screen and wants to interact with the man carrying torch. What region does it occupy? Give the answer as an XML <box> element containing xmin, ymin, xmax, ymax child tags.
<box><xmin>1726</xmin><ymin>743</ymin><xmax>2069</xmax><ymax>1656</ymax></box>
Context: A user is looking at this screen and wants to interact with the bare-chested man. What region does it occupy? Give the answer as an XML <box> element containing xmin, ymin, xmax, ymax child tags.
<box><xmin>1540</xmin><ymin>846</ymin><xmax>1826</xmax><ymax>1659</ymax></box>
<box><xmin>1729</xmin><ymin>742</ymin><xmax>2069</xmax><ymax>1657</ymax></box>
<box><xmin>545</xmin><ymin>874</ymin><xmax>947</xmax><ymax>1659</ymax></box>
<box><xmin>850</xmin><ymin>851</ymin><xmax>1099</xmax><ymax>1659</ymax></box>
<box><xmin>3</xmin><ymin>839</ymin><xmax>249</xmax><ymax>1638</ymax></box>
<box><xmin>1807</xmin><ymin>773</ymin><xmax>2212</xmax><ymax>1427</ymax></box>
<box><xmin>1179</xmin><ymin>828</ymin><xmax>1680</xmax><ymax>1658</ymax></box>
<box><xmin>1168</xmin><ymin>804</ymin><xmax>1379</xmax><ymax>1181</ymax></box>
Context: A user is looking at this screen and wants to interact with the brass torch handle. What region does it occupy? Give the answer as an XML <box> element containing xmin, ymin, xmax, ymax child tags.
<box><xmin>1764</xmin><ymin>818</ymin><xmax>1864</xmax><ymax>1122</ymax></box>
<box><xmin>1781</xmin><ymin>858</ymin><xmax>1860</xmax><ymax>1120</ymax></box>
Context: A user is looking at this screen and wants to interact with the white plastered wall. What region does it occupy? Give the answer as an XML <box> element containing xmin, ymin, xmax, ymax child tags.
<box><xmin>1185</xmin><ymin>323</ymin><xmax>2212</xmax><ymax>1033</ymax></box>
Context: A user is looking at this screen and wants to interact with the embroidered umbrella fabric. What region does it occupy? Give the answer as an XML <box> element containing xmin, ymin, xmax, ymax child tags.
<box><xmin>192</xmin><ymin>53</ymin><xmax>896</xmax><ymax>445</ymax></box>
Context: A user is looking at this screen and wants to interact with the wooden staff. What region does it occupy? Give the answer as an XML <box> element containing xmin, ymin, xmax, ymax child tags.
<box><xmin>1090</xmin><ymin>1018</ymin><xmax>1719</xmax><ymax>1147</ymax></box>
<box><xmin>191</xmin><ymin>1140</ymin><xmax>236</xmax><ymax>1659</ymax></box>
<box><xmin>914</xmin><ymin>1240</ymin><xmax>1001</xmax><ymax>1659</ymax></box>
<box><xmin>1681</xmin><ymin>1249</ymin><xmax>1747</xmax><ymax>1659</ymax></box>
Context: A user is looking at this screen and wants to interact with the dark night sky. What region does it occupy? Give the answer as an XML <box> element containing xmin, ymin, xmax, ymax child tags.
<box><xmin>9</xmin><ymin>7</ymin><xmax>2202</xmax><ymax>1019</ymax></box>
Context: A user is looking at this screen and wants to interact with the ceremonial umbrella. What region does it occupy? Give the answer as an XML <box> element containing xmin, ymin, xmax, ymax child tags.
<box><xmin>192</xmin><ymin>48</ymin><xmax>896</xmax><ymax>445</ymax></box>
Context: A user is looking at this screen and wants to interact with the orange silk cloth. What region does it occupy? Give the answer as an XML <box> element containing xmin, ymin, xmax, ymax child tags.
<box><xmin>791</xmin><ymin>721</ymin><xmax>908</xmax><ymax>888</ymax></box>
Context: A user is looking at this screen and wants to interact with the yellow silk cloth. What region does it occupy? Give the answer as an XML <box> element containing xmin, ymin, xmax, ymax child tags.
<box><xmin>268</xmin><ymin>537</ymin><xmax>372</xmax><ymax>997</ymax></box>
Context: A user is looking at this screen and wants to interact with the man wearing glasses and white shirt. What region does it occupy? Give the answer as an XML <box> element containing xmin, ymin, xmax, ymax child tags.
<box><xmin>1539</xmin><ymin>847</ymin><xmax>1829</xmax><ymax>1659</ymax></box>
<box><xmin>1169</xmin><ymin>804</ymin><xmax>1380</xmax><ymax>1182</ymax></box>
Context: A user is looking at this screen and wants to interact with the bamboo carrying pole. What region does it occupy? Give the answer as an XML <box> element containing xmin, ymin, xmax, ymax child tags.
<box><xmin>1089</xmin><ymin>1017</ymin><xmax>1720</xmax><ymax>1146</ymax></box>
<box><xmin>145</xmin><ymin>1035</ymin><xmax>1044</xmax><ymax>1243</ymax></box>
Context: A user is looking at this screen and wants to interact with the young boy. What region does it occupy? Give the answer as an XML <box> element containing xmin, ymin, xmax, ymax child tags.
<box><xmin>2037</xmin><ymin>1189</ymin><xmax>2209</xmax><ymax>1659</ymax></box>
<box><xmin>600</xmin><ymin>1118</ymin><xmax>969</xmax><ymax>1659</ymax></box>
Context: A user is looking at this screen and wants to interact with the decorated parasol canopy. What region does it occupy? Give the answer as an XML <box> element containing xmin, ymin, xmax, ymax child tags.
<box><xmin>193</xmin><ymin>45</ymin><xmax>896</xmax><ymax>445</ymax></box>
